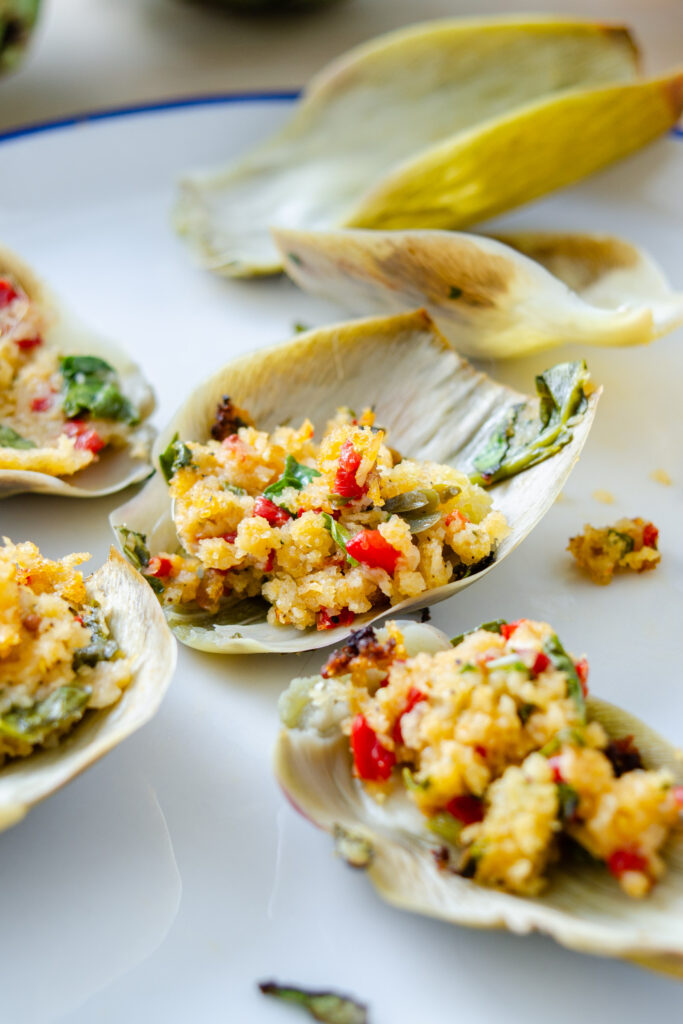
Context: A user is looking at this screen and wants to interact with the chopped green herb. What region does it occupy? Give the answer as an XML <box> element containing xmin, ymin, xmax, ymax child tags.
<box><xmin>263</xmin><ymin>455</ymin><xmax>321</xmax><ymax>499</ymax></box>
<box><xmin>518</xmin><ymin>702</ymin><xmax>537</xmax><ymax>724</ymax></box>
<box><xmin>321</xmin><ymin>513</ymin><xmax>359</xmax><ymax>567</ymax></box>
<box><xmin>607</xmin><ymin>529</ymin><xmax>635</xmax><ymax>554</ymax></box>
<box><xmin>224</xmin><ymin>483</ymin><xmax>246</xmax><ymax>495</ymax></box>
<box><xmin>540</xmin><ymin>727</ymin><xmax>586</xmax><ymax>757</ymax></box>
<box><xmin>556</xmin><ymin>782</ymin><xmax>580</xmax><ymax>821</ymax></box>
<box><xmin>448</xmin><ymin>285</ymin><xmax>463</xmax><ymax>299</ymax></box>
<box><xmin>287</xmin><ymin>252</ymin><xmax>303</xmax><ymax>266</ymax></box>
<box><xmin>258</xmin><ymin>981</ymin><xmax>368</xmax><ymax>1024</ymax></box>
<box><xmin>428</xmin><ymin>812</ymin><xmax>463</xmax><ymax>846</ymax></box>
<box><xmin>0</xmin><ymin>423</ymin><xmax>36</xmax><ymax>448</ymax></box>
<box><xmin>470</xmin><ymin>360</ymin><xmax>590</xmax><ymax>486</ymax></box>
<box><xmin>60</xmin><ymin>354</ymin><xmax>137</xmax><ymax>423</ymax></box>
<box><xmin>159</xmin><ymin>433</ymin><xmax>192</xmax><ymax>482</ymax></box>
<box><xmin>451</xmin><ymin>619</ymin><xmax>506</xmax><ymax>647</ymax></box>
<box><xmin>72</xmin><ymin>605</ymin><xmax>118</xmax><ymax>669</ymax></box>
<box><xmin>402</xmin><ymin>766</ymin><xmax>430</xmax><ymax>792</ymax></box>
<box><xmin>383</xmin><ymin>488</ymin><xmax>442</xmax><ymax>534</ymax></box>
<box><xmin>117</xmin><ymin>526</ymin><xmax>151</xmax><ymax>571</ymax></box>
<box><xmin>293</xmin><ymin>321</ymin><xmax>310</xmax><ymax>333</ymax></box>
<box><xmin>542</xmin><ymin>633</ymin><xmax>586</xmax><ymax>721</ymax></box>
<box><xmin>0</xmin><ymin>685</ymin><xmax>91</xmax><ymax>746</ymax></box>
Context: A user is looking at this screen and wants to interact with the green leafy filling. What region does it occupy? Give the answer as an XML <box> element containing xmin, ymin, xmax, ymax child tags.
<box><xmin>0</xmin><ymin>423</ymin><xmax>36</xmax><ymax>448</ymax></box>
<box><xmin>72</xmin><ymin>605</ymin><xmax>118</xmax><ymax>669</ymax></box>
<box><xmin>159</xmin><ymin>433</ymin><xmax>192</xmax><ymax>483</ymax></box>
<box><xmin>258</xmin><ymin>981</ymin><xmax>368</xmax><ymax>1024</ymax></box>
<box><xmin>451</xmin><ymin>619</ymin><xmax>506</xmax><ymax>647</ymax></box>
<box><xmin>542</xmin><ymin>633</ymin><xmax>586</xmax><ymax>722</ymax></box>
<box><xmin>263</xmin><ymin>455</ymin><xmax>321</xmax><ymax>500</ymax></box>
<box><xmin>383</xmin><ymin>485</ymin><xmax>459</xmax><ymax>534</ymax></box>
<box><xmin>116</xmin><ymin>526</ymin><xmax>164</xmax><ymax>594</ymax></box>
<box><xmin>470</xmin><ymin>360</ymin><xmax>590</xmax><ymax>486</ymax></box>
<box><xmin>0</xmin><ymin>685</ymin><xmax>91</xmax><ymax>746</ymax></box>
<box><xmin>60</xmin><ymin>355</ymin><xmax>137</xmax><ymax>423</ymax></box>
<box><xmin>320</xmin><ymin>513</ymin><xmax>359</xmax><ymax>567</ymax></box>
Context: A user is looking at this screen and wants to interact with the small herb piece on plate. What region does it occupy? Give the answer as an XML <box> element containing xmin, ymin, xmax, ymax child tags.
<box><xmin>159</xmin><ymin>433</ymin><xmax>192</xmax><ymax>482</ymax></box>
<box><xmin>470</xmin><ymin>360</ymin><xmax>590</xmax><ymax>486</ymax></box>
<box><xmin>264</xmin><ymin>455</ymin><xmax>321</xmax><ymax>499</ymax></box>
<box><xmin>258</xmin><ymin>981</ymin><xmax>368</xmax><ymax>1024</ymax></box>
<box><xmin>0</xmin><ymin>423</ymin><xmax>37</xmax><ymax>448</ymax></box>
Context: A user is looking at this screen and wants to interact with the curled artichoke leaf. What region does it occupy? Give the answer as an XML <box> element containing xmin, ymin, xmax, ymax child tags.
<box><xmin>275</xmin><ymin>227</ymin><xmax>683</xmax><ymax>359</ymax></box>
<box><xmin>175</xmin><ymin>16</ymin><xmax>639</xmax><ymax>276</ymax></box>
<box><xmin>0</xmin><ymin>245</ymin><xmax>155</xmax><ymax>499</ymax></box>
<box><xmin>111</xmin><ymin>310</ymin><xmax>599</xmax><ymax>654</ymax></box>
<box><xmin>0</xmin><ymin>549</ymin><xmax>177</xmax><ymax>833</ymax></box>
<box><xmin>274</xmin><ymin>622</ymin><xmax>683</xmax><ymax>974</ymax></box>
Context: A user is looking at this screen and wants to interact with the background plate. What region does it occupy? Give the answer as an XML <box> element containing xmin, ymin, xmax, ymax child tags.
<box><xmin>1</xmin><ymin>98</ymin><xmax>682</xmax><ymax>1024</ymax></box>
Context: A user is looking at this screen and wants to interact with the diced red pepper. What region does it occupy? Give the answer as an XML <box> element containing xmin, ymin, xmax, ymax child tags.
<box><xmin>220</xmin><ymin>532</ymin><xmax>237</xmax><ymax>544</ymax></box>
<box><xmin>63</xmin><ymin>420</ymin><xmax>105</xmax><ymax>454</ymax></box>
<box><xmin>575</xmin><ymin>658</ymin><xmax>589</xmax><ymax>697</ymax></box>
<box><xmin>346</xmin><ymin>529</ymin><xmax>401</xmax><ymax>574</ymax></box>
<box><xmin>73</xmin><ymin>615</ymin><xmax>84</xmax><ymax>625</ymax></box>
<box><xmin>350</xmin><ymin>714</ymin><xmax>396</xmax><ymax>781</ymax></box>
<box><xmin>16</xmin><ymin>335</ymin><xmax>42</xmax><ymax>351</ymax></box>
<box><xmin>547</xmin><ymin>756</ymin><xmax>564</xmax><ymax>783</ymax></box>
<box><xmin>253</xmin><ymin>496</ymin><xmax>292</xmax><ymax>527</ymax></box>
<box><xmin>316</xmin><ymin>606</ymin><xmax>355</xmax><ymax>630</ymax></box>
<box><xmin>444</xmin><ymin>509</ymin><xmax>469</xmax><ymax>529</ymax></box>
<box><xmin>30</xmin><ymin>395</ymin><xmax>52</xmax><ymax>412</ymax></box>
<box><xmin>0</xmin><ymin>278</ymin><xmax>19</xmax><ymax>308</ymax></box>
<box><xmin>475</xmin><ymin>744</ymin><xmax>487</xmax><ymax>759</ymax></box>
<box><xmin>643</xmin><ymin>522</ymin><xmax>659</xmax><ymax>549</ymax></box>
<box><xmin>264</xmin><ymin>549</ymin><xmax>275</xmax><ymax>572</ymax></box>
<box><xmin>392</xmin><ymin>686</ymin><xmax>426</xmax><ymax>744</ymax></box>
<box><xmin>501</xmin><ymin>620</ymin><xmax>525</xmax><ymax>640</ymax></box>
<box><xmin>673</xmin><ymin>786</ymin><xmax>683</xmax><ymax>809</ymax></box>
<box><xmin>334</xmin><ymin>440</ymin><xmax>365</xmax><ymax>499</ymax></box>
<box><xmin>147</xmin><ymin>556</ymin><xmax>173</xmax><ymax>578</ymax></box>
<box><xmin>532</xmin><ymin>652</ymin><xmax>550</xmax><ymax>676</ymax></box>
<box><xmin>445</xmin><ymin>794</ymin><xmax>484</xmax><ymax>825</ymax></box>
<box><xmin>607</xmin><ymin>847</ymin><xmax>649</xmax><ymax>878</ymax></box>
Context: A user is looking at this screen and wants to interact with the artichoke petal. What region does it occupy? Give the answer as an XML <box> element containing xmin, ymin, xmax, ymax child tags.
<box><xmin>275</xmin><ymin>227</ymin><xmax>683</xmax><ymax>359</ymax></box>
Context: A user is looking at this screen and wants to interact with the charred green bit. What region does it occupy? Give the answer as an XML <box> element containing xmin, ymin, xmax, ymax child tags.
<box><xmin>333</xmin><ymin>824</ymin><xmax>374</xmax><ymax>869</ymax></box>
<box><xmin>0</xmin><ymin>685</ymin><xmax>90</xmax><ymax>746</ymax></box>
<box><xmin>320</xmin><ymin>513</ymin><xmax>359</xmax><ymax>567</ymax></box>
<box><xmin>258</xmin><ymin>981</ymin><xmax>368</xmax><ymax>1024</ymax></box>
<box><xmin>383</xmin><ymin>488</ymin><xmax>443</xmax><ymax>533</ymax></box>
<box><xmin>264</xmin><ymin>455</ymin><xmax>321</xmax><ymax>500</ymax></box>
<box><xmin>470</xmin><ymin>360</ymin><xmax>590</xmax><ymax>486</ymax></box>
<box><xmin>0</xmin><ymin>423</ymin><xmax>36</xmax><ymax>448</ymax></box>
<box><xmin>72</xmin><ymin>605</ymin><xmax>118</xmax><ymax>669</ymax></box>
<box><xmin>159</xmin><ymin>433</ymin><xmax>192</xmax><ymax>482</ymax></box>
<box><xmin>448</xmin><ymin>285</ymin><xmax>463</xmax><ymax>299</ymax></box>
<box><xmin>60</xmin><ymin>355</ymin><xmax>137</xmax><ymax>423</ymax></box>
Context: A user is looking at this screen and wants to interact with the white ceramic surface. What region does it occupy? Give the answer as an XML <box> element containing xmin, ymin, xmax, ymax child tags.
<box><xmin>0</xmin><ymin>99</ymin><xmax>682</xmax><ymax>1024</ymax></box>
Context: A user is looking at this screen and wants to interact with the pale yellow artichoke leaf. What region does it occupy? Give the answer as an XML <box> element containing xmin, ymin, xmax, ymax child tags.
<box><xmin>0</xmin><ymin>245</ymin><xmax>155</xmax><ymax>499</ymax></box>
<box><xmin>0</xmin><ymin>549</ymin><xmax>177</xmax><ymax>832</ymax></box>
<box><xmin>175</xmin><ymin>16</ymin><xmax>638</xmax><ymax>277</ymax></box>
<box><xmin>350</xmin><ymin>72</ymin><xmax>683</xmax><ymax>233</ymax></box>
<box><xmin>274</xmin><ymin>623</ymin><xmax>683</xmax><ymax>972</ymax></box>
<box><xmin>111</xmin><ymin>310</ymin><xmax>599</xmax><ymax>654</ymax></box>
<box><xmin>274</xmin><ymin>227</ymin><xmax>683</xmax><ymax>359</ymax></box>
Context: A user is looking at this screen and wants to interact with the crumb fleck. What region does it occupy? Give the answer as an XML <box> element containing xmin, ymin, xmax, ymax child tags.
<box><xmin>651</xmin><ymin>468</ymin><xmax>672</xmax><ymax>486</ymax></box>
<box><xmin>592</xmin><ymin>489</ymin><xmax>615</xmax><ymax>504</ymax></box>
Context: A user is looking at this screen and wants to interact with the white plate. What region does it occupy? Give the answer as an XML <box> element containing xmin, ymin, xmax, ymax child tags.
<box><xmin>1</xmin><ymin>98</ymin><xmax>682</xmax><ymax>1024</ymax></box>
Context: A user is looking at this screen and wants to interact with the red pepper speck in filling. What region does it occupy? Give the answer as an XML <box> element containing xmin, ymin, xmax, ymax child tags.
<box><xmin>334</xmin><ymin>440</ymin><xmax>365</xmax><ymax>499</ymax></box>
<box><xmin>445</xmin><ymin>794</ymin><xmax>485</xmax><ymax>825</ymax></box>
<box><xmin>0</xmin><ymin>279</ymin><xmax>19</xmax><ymax>308</ymax></box>
<box><xmin>673</xmin><ymin>786</ymin><xmax>683</xmax><ymax>809</ymax></box>
<box><xmin>264</xmin><ymin>549</ymin><xmax>275</xmax><ymax>572</ymax></box>
<box><xmin>63</xmin><ymin>420</ymin><xmax>105</xmax><ymax>454</ymax></box>
<box><xmin>392</xmin><ymin>687</ymin><xmax>426</xmax><ymax>744</ymax></box>
<box><xmin>253</xmin><ymin>496</ymin><xmax>292</xmax><ymax>527</ymax></box>
<box><xmin>575</xmin><ymin>658</ymin><xmax>589</xmax><ymax>696</ymax></box>
<box><xmin>316</xmin><ymin>607</ymin><xmax>355</xmax><ymax>631</ymax></box>
<box><xmin>346</xmin><ymin>529</ymin><xmax>401</xmax><ymax>574</ymax></box>
<box><xmin>16</xmin><ymin>336</ymin><xmax>42</xmax><ymax>351</ymax></box>
<box><xmin>147</xmin><ymin>556</ymin><xmax>173</xmax><ymax>578</ymax></box>
<box><xmin>608</xmin><ymin>847</ymin><xmax>649</xmax><ymax>878</ymax></box>
<box><xmin>643</xmin><ymin>522</ymin><xmax>659</xmax><ymax>549</ymax></box>
<box><xmin>547</xmin><ymin>756</ymin><xmax>564</xmax><ymax>783</ymax></box>
<box><xmin>351</xmin><ymin>714</ymin><xmax>396</xmax><ymax>782</ymax></box>
<box><xmin>30</xmin><ymin>395</ymin><xmax>52</xmax><ymax>412</ymax></box>
<box><xmin>532</xmin><ymin>652</ymin><xmax>550</xmax><ymax>676</ymax></box>
<box><xmin>501</xmin><ymin>620</ymin><xmax>525</xmax><ymax>640</ymax></box>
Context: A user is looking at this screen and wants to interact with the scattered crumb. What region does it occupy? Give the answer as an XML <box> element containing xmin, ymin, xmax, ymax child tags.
<box><xmin>651</xmin><ymin>468</ymin><xmax>672</xmax><ymax>486</ymax></box>
<box><xmin>592</xmin><ymin>489</ymin><xmax>615</xmax><ymax>504</ymax></box>
<box><xmin>568</xmin><ymin>517</ymin><xmax>660</xmax><ymax>585</ymax></box>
